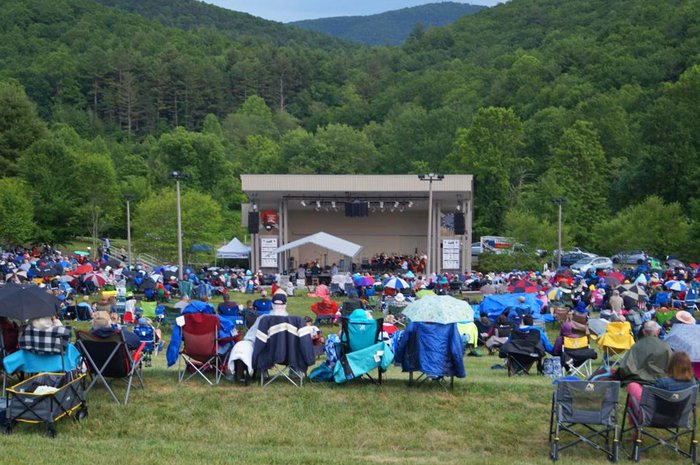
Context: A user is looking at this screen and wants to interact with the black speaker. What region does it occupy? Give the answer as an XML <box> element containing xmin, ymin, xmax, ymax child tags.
<box><xmin>248</xmin><ymin>211</ymin><xmax>259</xmax><ymax>234</ymax></box>
<box><xmin>454</xmin><ymin>212</ymin><xmax>465</xmax><ymax>235</ymax></box>
<box><xmin>345</xmin><ymin>202</ymin><xmax>353</xmax><ymax>217</ymax></box>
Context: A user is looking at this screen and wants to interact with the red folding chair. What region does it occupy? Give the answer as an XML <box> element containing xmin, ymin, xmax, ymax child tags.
<box><xmin>178</xmin><ymin>313</ymin><xmax>224</xmax><ymax>385</ymax></box>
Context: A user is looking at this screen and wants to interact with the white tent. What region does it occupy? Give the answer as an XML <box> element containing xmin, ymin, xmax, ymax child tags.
<box><xmin>216</xmin><ymin>237</ymin><xmax>251</xmax><ymax>259</ymax></box>
<box><xmin>272</xmin><ymin>232</ymin><xmax>363</xmax><ymax>258</ymax></box>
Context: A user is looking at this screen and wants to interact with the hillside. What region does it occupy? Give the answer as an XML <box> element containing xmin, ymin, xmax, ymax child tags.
<box><xmin>93</xmin><ymin>0</ymin><xmax>350</xmax><ymax>49</ymax></box>
<box><xmin>290</xmin><ymin>2</ymin><xmax>486</xmax><ymax>46</ymax></box>
<box><xmin>0</xmin><ymin>0</ymin><xmax>699</xmax><ymax>258</ymax></box>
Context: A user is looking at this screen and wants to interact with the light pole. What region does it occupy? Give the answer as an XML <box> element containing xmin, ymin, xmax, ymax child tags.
<box><xmin>172</xmin><ymin>171</ymin><xmax>189</xmax><ymax>280</ymax></box>
<box><xmin>551</xmin><ymin>197</ymin><xmax>567</xmax><ymax>269</ymax></box>
<box><xmin>124</xmin><ymin>193</ymin><xmax>135</xmax><ymax>266</ymax></box>
<box><xmin>418</xmin><ymin>173</ymin><xmax>444</xmax><ymax>275</ymax></box>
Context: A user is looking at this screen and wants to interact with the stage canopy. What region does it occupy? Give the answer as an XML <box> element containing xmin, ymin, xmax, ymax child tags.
<box><xmin>272</xmin><ymin>232</ymin><xmax>363</xmax><ymax>258</ymax></box>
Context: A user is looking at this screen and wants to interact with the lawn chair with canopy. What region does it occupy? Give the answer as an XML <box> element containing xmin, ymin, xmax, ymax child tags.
<box><xmin>620</xmin><ymin>385</ymin><xmax>697</xmax><ymax>463</ymax></box>
<box><xmin>75</xmin><ymin>330</ymin><xmax>145</xmax><ymax>405</ymax></box>
<box><xmin>548</xmin><ymin>380</ymin><xmax>621</xmax><ymax>462</ymax></box>
<box><xmin>333</xmin><ymin>309</ymin><xmax>386</xmax><ymax>385</ymax></box>
<box><xmin>597</xmin><ymin>321</ymin><xmax>635</xmax><ymax>371</ymax></box>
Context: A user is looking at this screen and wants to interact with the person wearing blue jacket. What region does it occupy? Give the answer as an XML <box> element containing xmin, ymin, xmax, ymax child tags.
<box><xmin>511</xmin><ymin>314</ymin><xmax>554</xmax><ymax>354</ymax></box>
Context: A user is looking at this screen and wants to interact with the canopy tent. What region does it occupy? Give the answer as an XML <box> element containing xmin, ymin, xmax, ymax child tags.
<box><xmin>272</xmin><ymin>232</ymin><xmax>363</xmax><ymax>258</ymax></box>
<box><xmin>216</xmin><ymin>237</ymin><xmax>251</xmax><ymax>259</ymax></box>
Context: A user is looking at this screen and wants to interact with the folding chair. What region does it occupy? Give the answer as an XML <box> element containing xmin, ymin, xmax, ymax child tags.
<box><xmin>500</xmin><ymin>329</ymin><xmax>545</xmax><ymax>376</ymax></box>
<box><xmin>548</xmin><ymin>380</ymin><xmax>620</xmax><ymax>462</ymax></box>
<box><xmin>338</xmin><ymin>309</ymin><xmax>384</xmax><ymax>385</ymax></box>
<box><xmin>597</xmin><ymin>321</ymin><xmax>635</xmax><ymax>370</ymax></box>
<box><xmin>177</xmin><ymin>313</ymin><xmax>224</xmax><ymax>385</ymax></box>
<box><xmin>252</xmin><ymin>315</ymin><xmax>316</xmax><ymax>387</ymax></box>
<box><xmin>561</xmin><ymin>335</ymin><xmax>598</xmax><ymax>379</ymax></box>
<box><xmin>133</xmin><ymin>323</ymin><xmax>158</xmax><ymax>367</ymax></box>
<box><xmin>620</xmin><ymin>385</ymin><xmax>698</xmax><ymax>463</ymax></box>
<box><xmin>655</xmin><ymin>308</ymin><xmax>677</xmax><ymax>327</ymax></box>
<box><xmin>75</xmin><ymin>330</ymin><xmax>145</xmax><ymax>406</ymax></box>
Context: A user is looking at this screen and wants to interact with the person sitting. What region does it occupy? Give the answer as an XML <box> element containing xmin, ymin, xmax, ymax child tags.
<box><xmin>173</xmin><ymin>295</ymin><xmax>190</xmax><ymax>311</ymax></box>
<box><xmin>626</xmin><ymin>351</ymin><xmax>697</xmax><ymax>422</ymax></box>
<box><xmin>382</xmin><ymin>314</ymin><xmax>399</xmax><ymax>340</ymax></box>
<box><xmin>483</xmin><ymin>314</ymin><xmax>513</xmax><ymax>355</ymax></box>
<box><xmin>304</xmin><ymin>316</ymin><xmax>324</xmax><ymax>358</ymax></box>
<box><xmin>616</xmin><ymin>320</ymin><xmax>672</xmax><ymax>385</ymax></box>
<box><xmin>217</xmin><ymin>293</ymin><xmax>240</xmax><ymax>317</ymax></box>
<box><xmin>511</xmin><ymin>315</ymin><xmax>554</xmax><ymax>355</ymax></box>
<box><xmin>253</xmin><ymin>290</ymin><xmax>272</xmax><ymax>315</ymax></box>
<box><xmin>90</xmin><ymin>310</ymin><xmax>141</xmax><ymax>351</ymax></box>
<box><xmin>310</xmin><ymin>296</ymin><xmax>339</xmax><ymax>324</ymax></box>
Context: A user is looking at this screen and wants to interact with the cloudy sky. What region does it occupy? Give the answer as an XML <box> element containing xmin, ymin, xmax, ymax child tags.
<box><xmin>206</xmin><ymin>1</ymin><xmax>505</xmax><ymax>23</ymax></box>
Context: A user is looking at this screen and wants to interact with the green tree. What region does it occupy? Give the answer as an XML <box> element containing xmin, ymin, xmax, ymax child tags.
<box><xmin>0</xmin><ymin>177</ymin><xmax>34</xmax><ymax>245</ymax></box>
<box><xmin>0</xmin><ymin>80</ymin><xmax>47</xmax><ymax>175</ymax></box>
<box><xmin>444</xmin><ymin>107</ymin><xmax>529</xmax><ymax>235</ymax></box>
<box><xmin>592</xmin><ymin>196</ymin><xmax>691</xmax><ymax>259</ymax></box>
<box><xmin>132</xmin><ymin>188</ymin><xmax>223</xmax><ymax>263</ymax></box>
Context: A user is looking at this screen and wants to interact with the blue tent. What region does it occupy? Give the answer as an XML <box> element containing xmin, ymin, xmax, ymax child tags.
<box><xmin>479</xmin><ymin>293</ymin><xmax>542</xmax><ymax>321</ymax></box>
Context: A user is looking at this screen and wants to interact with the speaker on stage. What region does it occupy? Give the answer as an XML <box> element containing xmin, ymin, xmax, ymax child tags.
<box><xmin>248</xmin><ymin>211</ymin><xmax>259</xmax><ymax>234</ymax></box>
<box><xmin>454</xmin><ymin>212</ymin><xmax>465</xmax><ymax>235</ymax></box>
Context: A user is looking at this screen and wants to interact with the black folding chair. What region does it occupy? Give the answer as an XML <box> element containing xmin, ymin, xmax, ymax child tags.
<box><xmin>620</xmin><ymin>385</ymin><xmax>698</xmax><ymax>463</ymax></box>
<box><xmin>500</xmin><ymin>329</ymin><xmax>545</xmax><ymax>376</ymax></box>
<box><xmin>75</xmin><ymin>330</ymin><xmax>145</xmax><ymax>406</ymax></box>
<box><xmin>549</xmin><ymin>380</ymin><xmax>621</xmax><ymax>462</ymax></box>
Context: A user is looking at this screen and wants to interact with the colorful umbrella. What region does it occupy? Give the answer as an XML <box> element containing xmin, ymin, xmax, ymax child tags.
<box><xmin>68</xmin><ymin>264</ymin><xmax>94</xmax><ymax>276</ymax></box>
<box><xmin>547</xmin><ymin>287</ymin><xmax>562</xmax><ymax>300</ymax></box>
<box><xmin>353</xmin><ymin>275</ymin><xmax>374</xmax><ymax>287</ymax></box>
<box><xmin>83</xmin><ymin>272</ymin><xmax>107</xmax><ymax>288</ymax></box>
<box><xmin>607</xmin><ymin>271</ymin><xmax>625</xmax><ymax>283</ymax></box>
<box><xmin>402</xmin><ymin>295</ymin><xmax>474</xmax><ymax>324</ymax></box>
<box><xmin>506</xmin><ymin>279</ymin><xmax>540</xmax><ymax>294</ymax></box>
<box><xmin>665</xmin><ymin>280</ymin><xmax>688</xmax><ymax>292</ymax></box>
<box><xmin>602</xmin><ymin>275</ymin><xmax>621</xmax><ymax>286</ymax></box>
<box><xmin>384</xmin><ymin>277</ymin><xmax>409</xmax><ymax>290</ymax></box>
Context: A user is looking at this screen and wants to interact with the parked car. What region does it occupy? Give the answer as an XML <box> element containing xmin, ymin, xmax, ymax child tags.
<box><xmin>611</xmin><ymin>251</ymin><xmax>647</xmax><ymax>265</ymax></box>
<box><xmin>560</xmin><ymin>252</ymin><xmax>595</xmax><ymax>267</ymax></box>
<box><xmin>571</xmin><ymin>256</ymin><xmax>613</xmax><ymax>274</ymax></box>
<box><xmin>471</xmin><ymin>242</ymin><xmax>483</xmax><ymax>256</ymax></box>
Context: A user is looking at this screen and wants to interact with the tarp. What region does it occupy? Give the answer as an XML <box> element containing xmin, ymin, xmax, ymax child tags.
<box><xmin>479</xmin><ymin>293</ymin><xmax>542</xmax><ymax>320</ymax></box>
<box><xmin>216</xmin><ymin>237</ymin><xmax>251</xmax><ymax>259</ymax></box>
<box><xmin>272</xmin><ymin>232</ymin><xmax>363</xmax><ymax>258</ymax></box>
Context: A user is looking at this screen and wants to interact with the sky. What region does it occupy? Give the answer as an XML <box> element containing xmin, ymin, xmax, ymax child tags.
<box><xmin>206</xmin><ymin>1</ymin><xmax>506</xmax><ymax>23</ymax></box>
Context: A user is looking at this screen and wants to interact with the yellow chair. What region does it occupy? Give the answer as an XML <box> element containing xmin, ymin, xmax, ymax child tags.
<box><xmin>596</xmin><ymin>321</ymin><xmax>634</xmax><ymax>370</ymax></box>
<box><xmin>562</xmin><ymin>335</ymin><xmax>597</xmax><ymax>378</ymax></box>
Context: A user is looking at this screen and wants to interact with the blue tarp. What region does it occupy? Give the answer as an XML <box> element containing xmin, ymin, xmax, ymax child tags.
<box><xmin>479</xmin><ymin>293</ymin><xmax>542</xmax><ymax>321</ymax></box>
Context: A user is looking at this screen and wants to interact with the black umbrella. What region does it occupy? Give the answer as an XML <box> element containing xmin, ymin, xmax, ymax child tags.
<box><xmin>138</xmin><ymin>279</ymin><xmax>156</xmax><ymax>292</ymax></box>
<box><xmin>36</xmin><ymin>267</ymin><xmax>58</xmax><ymax>278</ymax></box>
<box><xmin>100</xmin><ymin>258</ymin><xmax>121</xmax><ymax>269</ymax></box>
<box><xmin>0</xmin><ymin>284</ymin><xmax>60</xmax><ymax>320</ymax></box>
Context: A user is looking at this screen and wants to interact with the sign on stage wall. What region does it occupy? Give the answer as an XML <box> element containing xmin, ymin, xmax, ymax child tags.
<box><xmin>442</xmin><ymin>239</ymin><xmax>460</xmax><ymax>270</ymax></box>
<box><xmin>260</xmin><ymin>237</ymin><xmax>278</xmax><ymax>268</ymax></box>
<box><xmin>261</xmin><ymin>210</ymin><xmax>279</xmax><ymax>231</ymax></box>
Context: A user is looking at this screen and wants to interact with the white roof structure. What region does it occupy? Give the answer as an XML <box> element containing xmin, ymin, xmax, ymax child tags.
<box><xmin>272</xmin><ymin>232</ymin><xmax>363</xmax><ymax>258</ymax></box>
<box><xmin>216</xmin><ymin>237</ymin><xmax>251</xmax><ymax>259</ymax></box>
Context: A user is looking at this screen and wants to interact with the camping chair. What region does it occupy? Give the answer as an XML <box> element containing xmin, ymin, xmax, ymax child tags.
<box><xmin>548</xmin><ymin>380</ymin><xmax>621</xmax><ymax>462</ymax></box>
<box><xmin>620</xmin><ymin>385</ymin><xmax>698</xmax><ymax>462</ymax></box>
<box><xmin>597</xmin><ymin>321</ymin><xmax>635</xmax><ymax>371</ymax></box>
<box><xmin>311</xmin><ymin>299</ymin><xmax>339</xmax><ymax>325</ymax></box>
<box><xmin>177</xmin><ymin>313</ymin><xmax>224</xmax><ymax>385</ymax></box>
<box><xmin>561</xmin><ymin>336</ymin><xmax>598</xmax><ymax>379</ymax></box>
<box><xmin>686</xmin><ymin>289</ymin><xmax>699</xmax><ymax>312</ymax></box>
<box><xmin>500</xmin><ymin>329</ymin><xmax>545</xmax><ymax>376</ymax></box>
<box><xmin>252</xmin><ymin>315</ymin><xmax>316</xmax><ymax>387</ymax></box>
<box><xmin>553</xmin><ymin>307</ymin><xmax>571</xmax><ymax>326</ymax></box>
<box><xmin>653</xmin><ymin>292</ymin><xmax>671</xmax><ymax>309</ymax></box>
<box><xmin>133</xmin><ymin>323</ymin><xmax>158</xmax><ymax>367</ymax></box>
<box><xmin>75</xmin><ymin>330</ymin><xmax>145</xmax><ymax>406</ymax></box>
<box><xmin>338</xmin><ymin>309</ymin><xmax>384</xmax><ymax>385</ymax></box>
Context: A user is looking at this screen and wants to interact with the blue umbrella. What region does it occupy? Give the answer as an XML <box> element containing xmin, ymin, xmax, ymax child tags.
<box><xmin>384</xmin><ymin>277</ymin><xmax>409</xmax><ymax>290</ymax></box>
<box><xmin>665</xmin><ymin>280</ymin><xmax>687</xmax><ymax>292</ymax></box>
<box><xmin>402</xmin><ymin>295</ymin><xmax>474</xmax><ymax>324</ymax></box>
<box><xmin>403</xmin><ymin>270</ymin><xmax>415</xmax><ymax>279</ymax></box>
<box><xmin>665</xmin><ymin>324</ymin><xmax>700</xmax><ymax>361</ymax></box>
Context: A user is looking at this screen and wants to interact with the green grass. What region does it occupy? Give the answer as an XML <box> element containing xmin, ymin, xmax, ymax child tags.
<box><xmin>2</xmin><ymin>295</ymin><xmax>692</xmax><ymax>464</ymax></box>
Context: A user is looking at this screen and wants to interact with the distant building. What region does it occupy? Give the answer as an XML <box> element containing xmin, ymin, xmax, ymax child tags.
<box><xmin>241</xmin><ymin>174</ymin><xmax>473</xmax><ymax>274</ymax></box>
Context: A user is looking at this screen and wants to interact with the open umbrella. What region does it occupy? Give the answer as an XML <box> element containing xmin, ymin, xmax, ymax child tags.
<box><xmin>74</xmin><ymin>251</ymin><xmax>90</xmax><ymax>257</ymax></box>
<box><xmin>384</xmin><ymin>277</ymin><xmax>409</xmax><ymax>290</ymax></box>
<box><xmin>402</xmin><ymin>295</ymin><xmax>474</xmax><ymax>324</ymax></box>
<box><xmin>617</xmin><ymin>284</ymin><xmax>647</xmax><ymax>298</ymax></box>
<box><xmin>665</xmin><ymin>280</ymin><xmax>688</xmax><ymax>292</ymax></box>
<box><xmin>353</xmin><ymin>275</ymin><xmax>374</xmax><ymax>287</ymax></box>
<box><xmin>0</xmin><ymin>284</ymin><xmax>60</xmax><ymax>320</ymax></box>
<box><xmin>68</xmin><ymin>264</ymin><xmax>93</xmax><ymax>276</ymax></box>
<box><xmin>480</xmin><ymin>284</ymin><xmax>496</xmax><ymax>295</ymax></box>
<box><xmin>607</xmin><ymin>271</ymin><xmax>625</xmax><ymax>284</ymax></box>
<box><xmin>506</xmin><ymin>279</ymin><xmax>540</xmax><ymax>294</ymax></box>
<box><xmin>83</xmin><ymin>272</ymin><xmax>107</xmax><ymax>288</ymax></box>
<box><xmin>403</xmin><ymin>270</ymin><xmax>415</xmax><ymax>279</ymax></box>
<box><xmin>547</xmin><ymin>287</ymin><xmax>562</xmax><ymax>300</ymax></box>
<box><xmin>602</xmin><ymin>275</ymin><xmax>621</xmax><ymax>286</ymax></box>
<box><xmin>664</xmin><ymin>325</ymin><xmax>700</xmax><ymax>362</ymax></box>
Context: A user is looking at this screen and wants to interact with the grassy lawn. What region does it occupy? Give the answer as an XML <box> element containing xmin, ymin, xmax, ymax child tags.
<box><xmin>2</xmin><ymin>294</ymin><xmax>692</xmax><ymax>464</ymax></box>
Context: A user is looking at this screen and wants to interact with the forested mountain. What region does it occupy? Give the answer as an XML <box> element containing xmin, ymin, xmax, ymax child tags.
<box><xmin>289</xmin><ymin>2</ymin><xmax>486</xmax><ymax>46</ymax></box>
<box><xmin>92</xmin><ymin>0</ymin><xmax>350</xmax><ymax>49</ymax></box>
<box><xmin>0</xmin><ymin>0</ymin><xmax>699</xmax><ymax>261</ymax></box>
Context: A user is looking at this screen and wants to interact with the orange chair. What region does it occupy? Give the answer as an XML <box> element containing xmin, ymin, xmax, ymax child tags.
<box><xmin>310</xmin><ymin>297</ymin><xmax>339</xmax><ymax>325</ymax></box>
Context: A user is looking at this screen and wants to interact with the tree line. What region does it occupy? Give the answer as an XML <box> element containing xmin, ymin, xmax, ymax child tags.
<box><xmin>0</xmin><ymin>0</ymin><xmax>698</xmax><ymax>262</ymax></box>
